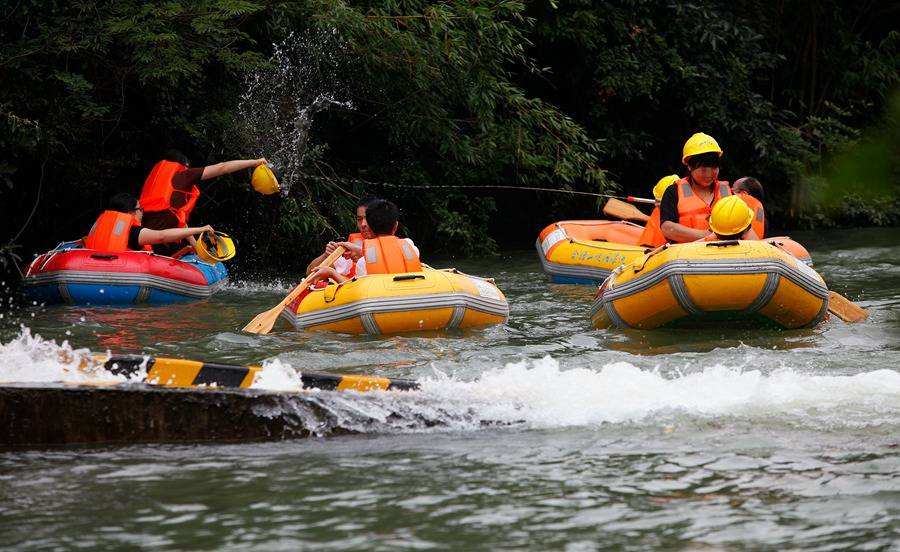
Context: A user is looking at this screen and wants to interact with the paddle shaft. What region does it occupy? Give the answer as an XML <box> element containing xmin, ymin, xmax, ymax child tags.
<box><xmin>242</xmin><ymin>246</ymin><xmax>346</xmax><ymax>334</ymax></box>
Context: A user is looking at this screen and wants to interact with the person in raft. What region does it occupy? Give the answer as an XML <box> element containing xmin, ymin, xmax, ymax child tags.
<box><xmin>703</xmin><ymin>195</ymin><xmax>760</xmax><ymax>241</ymax></box>
<box><xmin>639</xmin><ymin>174</ymin><xmax>680</xmax><ymax>246</ymax></box>
<box><xmin>84</xmin><ymin>193</ymin><xmax>215</xmax><ymax>252</ymax></box>
<box><xmin>305</xmin><ymin>196</ymin><xmax>377</xmax><ymax>279</ymax></box>
<box><xmin>639</xmin><ymin>132</ymin><xmax>733</xmax><ymax>246</ymax></box>
<box><xmin>139</xmin><ymin>149</ymin><xmax>267</xmax><ymax>253</ymax></box>
<box><xmin>307</xmin><ymin>199</ymin><xmax>420</xmax><ymax>285</ymax></box>
<box><xmin>732</xmin><ymin>176</ymin><xmax>766</xmax><ymax>238</ymax></box>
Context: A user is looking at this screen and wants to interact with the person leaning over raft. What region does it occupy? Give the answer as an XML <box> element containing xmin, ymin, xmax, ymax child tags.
<box><xmin>84</xmin><ymin>193</ymin><xmax>216</xmax><ymax>253</ymax></box>
<box><xmin>305</xmin><ymin>196</ymin><xmax>377</xmax><ymax>279</ymax></box>
<box><xmin>139</xmin><ymin>149</ymin><xmax>267</xmax><ymax>253</ymax></box>
<box><xmin>641</xmin><ymin>133</ymin><xmax>733</xmax><ymax>246</ymax></box>
<box><xmin>307</xmin><ymin>199</ymin><xmax>421</xmax><ymax>285</ymax></box>
<box><xmin>702</xmin><ymin>195</ymin><xmax>760</xmax><ymax>241</ymax></box>
<box><xmin>733</xmin><ymin>176</ymin><xmax>767</xmax><ymax>238</ymax></box>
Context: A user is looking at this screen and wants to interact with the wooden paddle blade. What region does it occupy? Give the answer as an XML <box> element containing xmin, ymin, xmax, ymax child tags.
<box><xmin>827</xmin><ymin>291</ymin><xmax>868</xmax><ymax>323</ymax></box>
<box><xmin>242</xmin><ymin>246</ymin><xmax>347</xmax><ymax>335</ymax></box>
<box><xmin>241</xmin><ymin>309</ymin><xmax>282</xmax><ymax>334</ymax></box>
<box><xmin>603</xmin><ymin>198</ymin><xmax>650</xmax><ymax>223</ymax></box>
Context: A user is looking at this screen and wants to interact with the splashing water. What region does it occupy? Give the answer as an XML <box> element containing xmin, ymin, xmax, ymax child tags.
<box><xmin>2</xmin><ymin>326</ymin><xmax>899</xmax><ymax>434</ymax></box>
<box><xmin>239</xmin><ymin>31</ymin><xmax>354</xmax><ymax>196</ymax></box>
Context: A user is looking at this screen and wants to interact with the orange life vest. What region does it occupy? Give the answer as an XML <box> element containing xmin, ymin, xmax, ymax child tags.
<box><xmin>84</xmin><ymin>211</ymin><xmax>151</xmax><ymax>252</ymax></box>
<box><xmin>676</xmin><ymin>178</ymin><xmax>731</xmax><ymax>231</ymax></box>
<box><xmin>639</xmin><ymin>206</ymin><xmax>665</xmax><ymax>247</ymax></box>
<box><xmin>138</xmin><ymin>160</ymin><xmax>198</xmax><ymax>228</ymax></box>
<box><xmin>343</xmin><ymin>232</ymin><xmax>365</xmax><ymax>278</ymax></box>
<box><xmin>639</xmin><ymin>178</ymin><xmax>731</xmax><ymax>245</ymax></box>
<box><xmin>737</xmin><ymin>191</ymin><xmax>765</xmax><ymax>238</ymax></box>
<box><xmin>362</xmin><ymin>236</ymin><xmax>422</xmax><ymax>275</ymax></box>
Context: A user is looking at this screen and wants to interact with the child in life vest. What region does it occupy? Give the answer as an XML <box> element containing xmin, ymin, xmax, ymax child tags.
<box><xmin>307</xmin><ymin>199</ymin><xmax>420</xmax><ymax>285</ymax></box>
<box><xmin>305</xmin><ymin>196</ymin><xmax>377</xmax><ymax>278</ymax></box>
<box><xmin>702</xmin><ymin>195</ymin><xmax>760</xmax><ymax>241</ymax></box>
<box><xmin>85</xmin><ymin>193</ymin><xmax>216</xmax><ymax>253</ymax></box>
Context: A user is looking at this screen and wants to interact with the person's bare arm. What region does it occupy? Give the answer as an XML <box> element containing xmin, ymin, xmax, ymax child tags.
<box><xmin>200</xmin><ymin>158</ymin><xmax>267</xmax><ymax>180</ymax></box>
<box><xmin>308</xmin><ymin>266</ymin><xmax>348</xmax><ymax>284</ymax></box>
<box><xmin>138</xmin><ymin>225</ymin><xmax>212</xmax><ymax>246</ymax></box>
<box><xmin>306</xmin><ymin>251</ymin><xmax>329</xmax><ymax>275</ymax></box>
<box><xmin>661</xmin><ymin>221</ymin><xmax>709</xmax><ymax>243</ymax></box>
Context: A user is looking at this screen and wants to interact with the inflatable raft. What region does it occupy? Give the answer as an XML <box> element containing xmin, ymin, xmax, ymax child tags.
<box><xmin>590</xmin><ymin>240</ymin><xmax>829</xmax><ymax>329</ymax></box>
<box><xmin>280</xmin><ymin>268</ymin><xmax>509</xmax><ymax>335</ymax></box>
<box><xmin>536</xmin><ymin>220</ymin><xmax>813</xmax><ymax>285</ymax></box>
<box><xmin>24</xmin><ymin>241</ymin><xmax>228</xmax><ymax>306</ymax></box>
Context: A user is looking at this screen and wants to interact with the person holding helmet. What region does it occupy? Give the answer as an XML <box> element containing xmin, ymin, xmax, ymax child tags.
<box><xmin>704</xmin><ymin>195</ymin><xmax>760</xmax><ymax>241</ymax></box>
<box><xmin>639</xmin><ymin>174</ymin><xmax>680</xmax><ymax>247</ymax></box>
<box><xmin>642</xmin><ymin>133</ymin><xmax>733</xmax><ymax>245</ymax></box>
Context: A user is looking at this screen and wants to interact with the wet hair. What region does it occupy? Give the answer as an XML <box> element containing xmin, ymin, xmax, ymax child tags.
<box><xmin>356</xmin><ymin>195</ymin><xmax>379</xmax><ymax>209</ymax></box>
<box><xmin>364</xmin><ymin>199</ymin><xmax>399</xmax><ymax>235</ymax></box>
<box><xmin>109</xmin><ymin>193</ymin><xmax>138</xmax><ymax>213</ymax></box>
<box><xmin>164</xmin><ymin>149</ymin><xmax>190</xmax><ymax>167</ymax></box>
<box><xmin>687</xmin><ymin>152</ymin><xmax>721</xmax><ymax>170</ymax></box>
<box><xmin>733</xmin><ymin>177</ymin><xmax>765</xmax><ymax>201</ymax></box>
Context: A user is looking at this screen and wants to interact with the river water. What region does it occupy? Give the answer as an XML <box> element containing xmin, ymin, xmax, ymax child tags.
<box><xmin>1</xmin><ymin>228</ymin><xmax>898</xmax><ymax>549</ymax></box>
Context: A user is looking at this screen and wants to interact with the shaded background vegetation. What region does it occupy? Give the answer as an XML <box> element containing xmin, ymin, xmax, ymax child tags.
<box><xmin>2</xmin><ymin>0</ymin><xmax>898</xmax><ymax>282</ymax></box>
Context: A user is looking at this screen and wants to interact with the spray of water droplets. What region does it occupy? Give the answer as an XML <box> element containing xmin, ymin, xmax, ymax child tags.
<box><xmin>238</xmin><ymin>31</ymin><xmax>354</xmax><ymax>197</ymax></box>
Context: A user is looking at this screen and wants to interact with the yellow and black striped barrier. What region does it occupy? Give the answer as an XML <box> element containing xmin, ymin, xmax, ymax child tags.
<box><xmin>95</xmin><ymin>354</ymin><xmax>420</xmax><ymax>393</ymax></box>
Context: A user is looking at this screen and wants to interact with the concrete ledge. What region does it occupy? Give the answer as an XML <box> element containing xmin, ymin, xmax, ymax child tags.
<box><xmin>0</xmin><ymin>383</ymin><xmax>346</xmax><ymax>447</ymax></box>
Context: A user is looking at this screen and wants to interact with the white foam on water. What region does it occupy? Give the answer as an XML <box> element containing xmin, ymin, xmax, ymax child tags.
<box><xmin>419</xmin><ymin>356</ymin><xmax>900</xmax><ymax>430</ymax></box>
<box><xmin>252</xmin><ymin>358</ymin><xmax>304</xmax><ymax>392</ymax></box>
<box><xmin>3</xmin><ymin>327</ymin><xmax>899</xmax><ymax>432</ymax></box>
<box><xmin>0</xmin><ymin>327</ymin><xmax>138</xmax><ymax>384</ymax></box>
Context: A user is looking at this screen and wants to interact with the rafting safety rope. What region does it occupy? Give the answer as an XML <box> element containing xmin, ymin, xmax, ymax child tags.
<box><xmin>303</xmin><ymin>174</ymin><xmax>654</xmax><ymax>203</ymax></box>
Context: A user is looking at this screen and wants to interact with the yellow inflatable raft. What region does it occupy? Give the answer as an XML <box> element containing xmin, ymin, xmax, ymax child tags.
<box><xmin>591</xmin><ymin>240</ymin><xmax>828</xmax><ymax>329</ymax></box>
<box><xmin>281</xmin><ymin>268</ymin><xmax>509</xmax><ymax>335</ymax></box>
<box><xmin>537</xmin><ymin>220</ymin><xmax>814</xmax><ymax>285</ymax></box>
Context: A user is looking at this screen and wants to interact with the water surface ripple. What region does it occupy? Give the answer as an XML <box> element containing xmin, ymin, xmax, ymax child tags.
<box><xmin>1</xmin><ymin>228</ymin><xmax>898</xmax><ymax>549</ymax></box>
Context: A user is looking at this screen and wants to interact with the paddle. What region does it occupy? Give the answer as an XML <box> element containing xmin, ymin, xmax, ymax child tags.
<box><xmin>828</xmin><ymin>291</ymin><xmax>868</xmax><ymax>323</ymax></box>
<box><xmin>242</xmin><ymin>246</ymin><xmax>345</xmax><ymax>334</ymax></box>
<box><xmin>603</xmin><ymin>198</ymin><xmax>650</xmax><ymax>223</ymax></box>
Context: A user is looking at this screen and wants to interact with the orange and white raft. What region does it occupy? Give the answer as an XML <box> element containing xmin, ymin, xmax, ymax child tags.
<box><xmin>280</xmin><ymin>268</ymin><xmax>509</xmax><ymax>335</ymax></box>
<box><xmin>590</xmin><ymin>240</ymin><xmax>829</xmax><ymax>329</ymax></box>
<box><xmin>537</xmin><ymin>220</ymin><xmax>813</xmax><ymax>285</ymax></box>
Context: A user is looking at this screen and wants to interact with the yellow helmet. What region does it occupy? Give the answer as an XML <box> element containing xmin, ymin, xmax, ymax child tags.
<box><xmin>652</xmin><ymin>174</ymin><xmax>679</xmax><ymax>201</ymax></box>
<box><xmin>251</xmin><ymin>164</ymin><xmax>280</xmax><ymax>195</ymax></box>
<box><xmin>709</xmin><ymin>196</ymin><xmax>753</xmax><ymax>236</ymax></box>
<box><xmin>195</xmin><ymin>231</ymin><xmax>236</xmax><ymax>264</ymax></box>
<box><xmin>682</xmin><ymin>132</ymin><xmax>723</xmax><ymax>165</ymax></box>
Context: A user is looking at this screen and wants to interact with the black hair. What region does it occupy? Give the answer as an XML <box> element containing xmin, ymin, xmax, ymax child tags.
<box><xmin>687</xmin><ymin>152</ymin><xmax>720</xmax><ymax>170</ymax></box>
<box><xmin>356</xmin><ymin>195</ymin><xmax>379</xmax><ymax>209</ymax></box>
<box><xmin>364</xmin><ymin>199</ymin><xmax>399</xmax><ymax>235</ymax></box>
<box><xmin>164</xmin><ymin>149</ymin><xmax>190</xmax><ymax>167</ymax></box>
<box><xmin>733</xmin><ymin>177</ymin><xmax>765</xmax><ymax>201</ymax></box>
<box><xmin>109</xmin><ymin>193</ymin><xmax>138</xmax><ymax>213</ymax></box>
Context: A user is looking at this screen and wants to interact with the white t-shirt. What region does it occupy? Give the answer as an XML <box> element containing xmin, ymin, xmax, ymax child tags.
<box><xmin>355</xmin><ymin>238</ymin><xmax>419</xmax><ymax>277</ymax></box>
<box><xmin>333</xmin><ymin>255</ymin><xmax>354</xmax><ymax>276</ymax></box>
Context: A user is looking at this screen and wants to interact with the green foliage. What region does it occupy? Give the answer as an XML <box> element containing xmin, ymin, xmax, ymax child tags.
<box><xmin>1</xmin><ymin>0</ymin><xmax>897</xmax><ymax>279</ymax></box>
